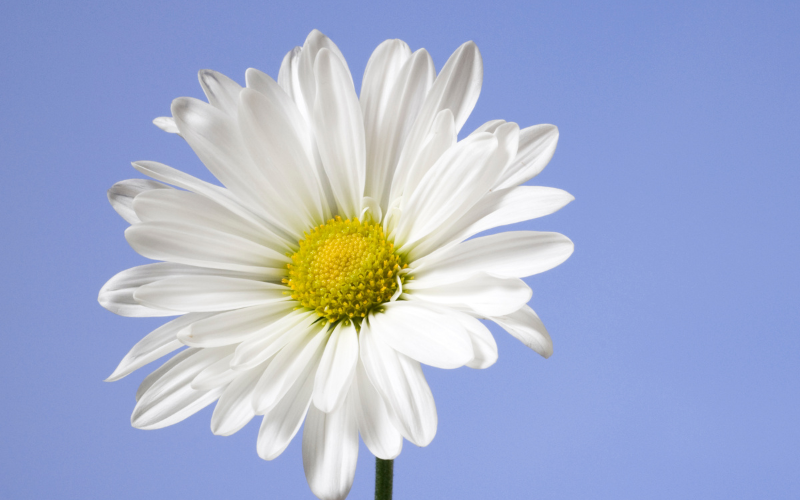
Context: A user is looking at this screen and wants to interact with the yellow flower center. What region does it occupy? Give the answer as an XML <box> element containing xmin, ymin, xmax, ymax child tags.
<box><xmin>285</xmin><ymin>216</ymin><xmax>407</xmax><ymax>323</ymax></box>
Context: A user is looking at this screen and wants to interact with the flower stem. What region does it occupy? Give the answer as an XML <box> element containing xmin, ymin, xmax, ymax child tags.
<box><xmin>374</xmin><ymin>458</ymin><xmax>393</xmax><ymax>500</ymax></box>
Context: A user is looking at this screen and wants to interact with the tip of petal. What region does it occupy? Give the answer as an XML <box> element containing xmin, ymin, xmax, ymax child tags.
<box><xmin>152</xmin><ymin>116</ymin><xmax>179</xmax><ymax>134</ymax></box>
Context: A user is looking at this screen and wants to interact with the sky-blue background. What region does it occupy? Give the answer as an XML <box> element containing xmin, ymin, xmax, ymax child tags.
<box><xmin>1</xmin><ymin>0</ymin><xmax>798</xmax><ymax>498</ymax></box>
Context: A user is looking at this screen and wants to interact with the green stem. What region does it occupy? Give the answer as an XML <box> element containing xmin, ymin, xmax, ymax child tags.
<box><xmin>375</xmin><ymin>458</ymin><xmax>393</xmax><ymax>500</ymax></box>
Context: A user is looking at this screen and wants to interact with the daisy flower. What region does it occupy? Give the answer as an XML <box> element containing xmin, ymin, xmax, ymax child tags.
<box><xmin>100</xmin><ymin>29</ymin><xmax>573</xmax><ymax>500</ymax></box>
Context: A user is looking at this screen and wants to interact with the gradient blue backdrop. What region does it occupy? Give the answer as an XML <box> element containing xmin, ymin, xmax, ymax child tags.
<box><xmin>1</xmin><ymin>0</ymin><xmax>798</xmax><ymax>498</ymax></box>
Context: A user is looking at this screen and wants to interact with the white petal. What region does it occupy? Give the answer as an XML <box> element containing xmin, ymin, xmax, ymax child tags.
<box><xmin>99</xmin><ymin>262</ymin><xmax>259</xmax><ymax>317</ymax></box>
<box><xmin>257</xmin><ymin>354</ymin><xmax>317</xmax><ymax>460</ymax></box>
<box><xmin>131</xmin><ymin>160</ymin><xmax>294</xmax><ymax>250</ymax></box>
<box><xmin>302</xmin><ymin>401</ymin><xmax>358</xmax><ymax>500</ymax></box>
<box><xmin>400</xmin><ymin>122</ymin><xmax>517</xmax><ymax>256</ymax></box>
<box><xmin>368</xmin><ymin>301</ymin><xmax>472</xmax><ymax>369</ymax></box>
<box><xmin>453</xmin><ymin>313</ymin><xmax>498</xmax><ymax>369</ymax></box>
<box><xmin>491</xmin><ymin>305</ymin><xmax>553</xmax><ymax>358</ymax></box>
<box><xmin>313</xmin><ymin>321</ymin><xmax>358</xmax><ymax>413</ymax></box>
<box><xmin>191</xmin><ymin>352</ymin><xmax>237</xmax><ymax>391</ymax></box>
<box><xmin>367</xmin><ymin>48</ymin><xmax>436</xmax><ymax>214</ymax></box>
<box><xmin>108</xmin><ymin>179</ymin><xmax>171</xmax><ymax>224</ymax></box>
<box><xmin>390</xmin><ymin>41</ymin><xmax>483</xmax><ymax>204</ymax></box>
<box><xmin>132</xmin><ymin>347</ymin><xmax>234</xmax><ymax>430</ymax></box>
<box><xmin>409</xmin><ymin>186</ymin><xmax>574</xmax><ymax>261</ymax></box>
<box><xmin>400</xmin><ymin>109</ymin><xmax>456</xmax><ymax>208</ymax></box>
<box><xmin>239</xmin><ymin>73</ymin><xmax>327</xmax><ymax>224</ymax></box>
<box><xmin>469</xmin><ymin>119</ymin><xmax>506</xmax><ymax>135</ymax></box>
<box><xmin>231</xmin><ymin>310</ymin><xmax>317</xmax><ymax>370</ymax></box>
<box><xmin>359</xmin><ymin>322</ymin><xmax>437</xmax><ymax>446</ymax></box>
<box><xmin>360</xmin><ymin>40</ymin><xmax>411</xmax><ymax>126</ymax></box>
<box><xmin>360</xmin><ymin>196</ymin><xmax>382</xmax><ymax>223</ymax></box>
<box><xmin>488</xmin><ymin>122</ymin><xmax>520</xmax><ymax>176</ymax></box>
<box><xmin>252</xmin><ymin>322</ymin><xmax>328</xmax><ymax>413</ymax></box>
<box><xmin>134</xmin><ymin>276</ymin><xmax>288</xmax><ymax>312</ymax></box>
<box><xmin>395</xmin><ymin>132</ymin><xmax>498</xmax><ymax>247</ymax></box>
<box><xmin>350</xmin><ymin>357</ymin><xmax>402</xmax><ymax>459</ymax></box>
<box><xmin>361</xmin><ymin>40</ymin><xmax>419</xmax><ymax>210</ymax></box>
<box><xmin>153</xmin><ymin>116</ymin><xmax>179</xmax><ymax>134</ymax></box>
<box><xmin>313</xmin><ymin>48</ymin><xmax>366</xmax><ymax>219</ymax></box>
<box><xmin>170</xmin><ymin>97</ymin><xmax>297</xmax><ymax>237</ymax></box>
<box><xmin>413</xmin><ymin>231</ymin><xmax>574</xmax><ymax>286</ymax></box>
<box><xmin>407</xmin><ymin>273</ymin><xmax>531</xmax><ymax>317</ymax></box>
<box><xmin>495</xmin><ymin>124</ymin><xmax>559</xmax><ymax>189</ymax></box>
<box><xmin>290</xmin><ymin>29</ymin><xmax>352</xmax><ymax>125</ymax></box>
<box><xmin>198</xmin><ymin>69</ymin><xmax>241</xmax><ymax>116</ymax></box>
<box><xmin>278</xmin><ymin>46</ymin><xmax>302</xmax><ymax>101</ymax></box>
<box><xmin>210</xmin><ymin>365</ymin><xmax>264</xmax><ymax>436</ymax></box>
<box><xmin>178</xmin><ymin>301</ymin><xmax>297</xmax><ymax>348</ymax></box>
<box><xmin>132</xmin><ymin>189</ymin><xmax>283</xmax><ymax>250</ymax></box>
<box><xmin>105</xmin><ymin>312</ymin><xmax>217</xmax><ymax>381</ymax></box>
<box><xmin>277</xmin><ymin>32</ymin><xmax>344</xmax><ymax>217</ymax></box>
<box><xmin>125</xmin><ymin>221</ymin><xmax>289</xmax><ymax>277</ymax></box>
<box><xmin>136</xmin><ymin>348</ymin><xmax>195</xmax><ymax>402</ymax></box>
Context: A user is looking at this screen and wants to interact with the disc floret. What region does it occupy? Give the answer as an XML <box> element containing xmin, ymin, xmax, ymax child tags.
<box><xmin>285</xmin><ymin>216</ymin><xmax>408</xmax><ymax>323</ymax></box>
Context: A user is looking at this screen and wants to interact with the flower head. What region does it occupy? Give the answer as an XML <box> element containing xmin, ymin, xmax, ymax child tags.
<box><xmin>100</xmin><ymin>29</ymin><xmax>573</xmax><ymax>500</ymax></box>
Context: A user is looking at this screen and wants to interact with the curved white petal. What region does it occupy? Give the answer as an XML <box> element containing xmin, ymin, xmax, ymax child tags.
<box><xmin>170</xmin><ymin>97</ymin><xmax>267</xmax><ymax>207</ymax></box>
<box><xmin>369</xmin><ymin>48</ymin><xmax>436</xmax><ymax>213</ymax></box>
<box><xmin>132</xmin><ymin>189</ymin><xmax>282</xmax><ymax>249</ymax></box>
<box><xmin>257</xmin><ymin>353</ymin><xmax>318</xmax><ymax>460</ymax></box>
<box><xmin>361</xmin><ymin>40</ymin><xmax>428</xmax><ymax>211</ymax></box>
<box><xmin>278</xmin><ymin>46</ymin><xmax>302</xmax><ymax>101</ymax></box>
<box><xmin>313</xmin><ymin>48</ymin><xmax>366</xmax><ymax>219</ymax></box>
<box><xmin>390</xmin><ymin>41</ymin><xmax>483</xmax><ymax>205</ymax></box>
<box><xmin>360</xmin><ymin>196</ymin><xmax>382</xmax><ymax>223</ymax></box>
<box><xmin>108</xmin><ymin>179</ymin><xmax>171</xmax><ymax>225</ymax></box>
<box><xmin>495</xmin><ymin>124</ymin><xmax>559</xmax><ymax>189</ymax></box>
<box><xmin>198</xmin><ymin>69</ymin><xmax>242</xmax><ymax>117</ymax></box>
<box><xmin>368</xmin><ymin>301</ymin><xmax>472</xmax><ymax>369</ymax></box>
<box><xmin>400</xmin><ymin>108</ymin><xmax>456</xmax><ymax>208</ymax></box>
<box><xmin>231</xmin><ymin>310</ymin><xmax>317</xmax><ymax>371</ymax></box>
<box><xmin>407</xmin><ymin>273</ymin><xmax>531</xmax><ymax>317</ymax></box>
<box><xmin>487</xmin><ymin>122</ymin><xmax>520</xmax><ymax>178</ymax></box>
<box><xmin>351</xmin><ymin>358</ymin><xmax>402</xmax><ymax>459</ymax></box>
<box><xmin>454</xmin><ymin>313</ymin><xmax>498</xmax><ymax>369</ymax></box>
<box><xmin>131</xmin><ymin>161</ymin><xmax>294</xmax><ymax>250</ymax></box>
<box><xmin>395</xmin><ymin>132</ymin><xmax>498</xmax><ymax>247</ymax></box>
<box><xmin>491</xmin><ymin>305</ymin><xmax>553</xmax><ymax>358</ymax></box>
<box><xmin>252</xmin><ymin>322</ymin><xmax>328</xmax><ymax>413</ymax></box>
<box><xmin>134</xmin><ymin>276</ymin><xmax>288</xmax><ymax>312</ymax></box>
<box><xmin>98</xmin><ymin>262</ymin><xmax>260</xmax><ymax>317</ymax></box>
<box><xmin>170</xmin><ymin>97</ymin><xmax>298</xmax><ymax>237</ymax></box>
<box><xmin>106</xmin><ymin>312</ymin><xmax>217</xmax><ymax>382</ymax></box>
<box><xmin>359</xmin><ymin>322</ymin><xmax>437</xmax><ymax>446</ymax></box>
<box><xmin>132</xmin><ymin>346</ymin><xmax>234</xmax><ymax>430</ymax></box>
<box><xmin>469</xmin><ymin>119</ymin><xmax>506</xmax><ymax>135</ymax></box>
<box><xmin>313</xmin><ymin>321</ymin><xmax>358</xmax><ymax>413</ymax></box>
<box><xmin>302</xmin><ymin>401</ymin><xmax>358</xmax><ymax>500</ymax></box>
<box><xmin>191</xmin><ymin>352</ymin><xmax>237</xmax><ymax>391</ymax></box>
<box><xmin>125</xmin><ymin>221</ymin><xmax>289</xmax><ymax>278</ymax></box>
<box><xmin>409</xmin><ymin>186</ymin><xmax>574</xmax><ymax>261</ymax></box>
<box><xmin>178</xmin><ymin>301</ymin><xmax>297</xmax><ymax>348</ymax></box>
<box><xmin>277</xmin><ymin>31</ymin><xmax>346</xmax><ymax>216</ymax></box>
<box><xmin>413</xmin><ymin>231</ymin><xmax>574</xmax><ymax>286</ymax></box>
<box><xmin>239</xmin><ymin>74</ymin><xmax>327</xmax><ymax>225</ymax></box>
<box><xmin>153</xmin><ymin>116</ymin><xmax>179</xmax><ymax>134</ymax></box>
<box><xmin>286</xmin><ymin>29</ymin><xmax>352</xmax><ymax>126</ymax></box>
<box><xmin>210</xmin><ymin>365</ymin><xmax>264</xmax><ymax>436</ymax></box>
<box><xmin>360</xmin><ymin>40</ymin><xmax>411</xmax><ymax>125</ymax></box>
<box><xmin>136</xmin><ymin>348</ymin><xmax>195</xmax><ymax>402</ymax></box>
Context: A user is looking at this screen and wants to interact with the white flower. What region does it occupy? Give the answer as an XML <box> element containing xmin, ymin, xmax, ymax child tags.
<box><xmin>100</xmin><ymin>29</ymin><xmax>573</xmax><ymax>500</ymax></box>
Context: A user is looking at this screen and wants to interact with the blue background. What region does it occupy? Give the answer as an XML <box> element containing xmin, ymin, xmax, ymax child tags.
<box><xmin>1</xmin><ymin>0</ymin><xmax>798</xmax><ymax>498</ymax></box>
